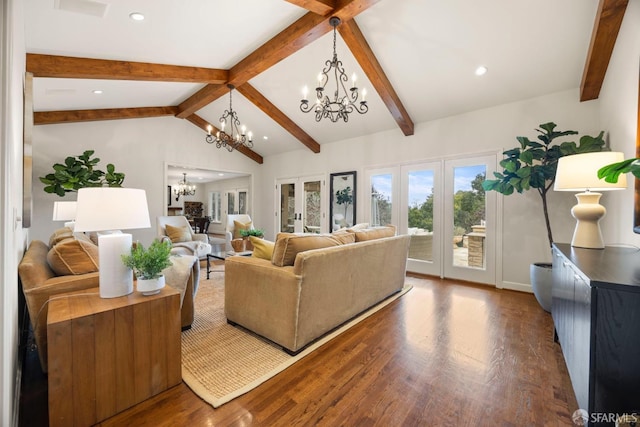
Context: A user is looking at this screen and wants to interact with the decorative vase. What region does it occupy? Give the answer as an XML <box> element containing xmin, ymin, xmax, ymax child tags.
<box><xmin>530</xmin><ymin>262</ymin><xmax>553</xmax><ymax>312</ymax></box>
<box><xmin>231</xmin><ymin>238</ymin><xmax>245</xmax><ymax>252</ymax></box>
<box><xmin>137</xmin><ymin>275</ymin><xmax>165</xmax><ymax>296</ymax></box>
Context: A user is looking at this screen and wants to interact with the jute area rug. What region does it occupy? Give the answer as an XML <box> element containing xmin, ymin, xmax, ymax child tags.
<box><xmin>182</xmin><ymin>262</ymin><xmax>413</xmax><ymax>408</ymax></box>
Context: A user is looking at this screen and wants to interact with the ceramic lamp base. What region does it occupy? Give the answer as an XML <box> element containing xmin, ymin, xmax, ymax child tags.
<box><xmin>570</xmin><ymin>192</ymin><xmax>606</xmax><ymax>249</ymax></box>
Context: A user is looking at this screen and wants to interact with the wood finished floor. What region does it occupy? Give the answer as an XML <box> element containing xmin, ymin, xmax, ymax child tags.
<box><xmin>20</xmin><ymin>275</ymin><xmax>578</xmax><ymax>426</ymax></box>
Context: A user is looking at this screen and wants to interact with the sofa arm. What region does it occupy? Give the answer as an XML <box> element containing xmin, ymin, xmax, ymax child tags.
<box><xmin>225</xmin><ymin>256</ymin><xmax>302</xmax><ymax>350</ymax></box>
<box><xmin>23</xmin><ymin>272</ymin><xmax>99</xmax><ymax>372</ymax></box>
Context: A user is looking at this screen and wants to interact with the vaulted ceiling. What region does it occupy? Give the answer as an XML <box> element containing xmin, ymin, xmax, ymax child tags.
<box><xmin>24</xmin><ymin>0</ymin><xmax>628</xmax><ymax>164</ymax></box>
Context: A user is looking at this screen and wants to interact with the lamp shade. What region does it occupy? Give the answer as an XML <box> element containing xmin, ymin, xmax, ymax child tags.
<box><xmin>74</xmin><ymin>187</ymin><xmax>151</xmax><ymax>232</ymax></box>
<box><xmin>554</xmin><ymin>152</ymin><xmax>627</xmax><ymax>192</ymax></box>
<box><xmin>52</xmin><ymin>201</ymin><xmax>77</xmax><ymax>221</ymax></box>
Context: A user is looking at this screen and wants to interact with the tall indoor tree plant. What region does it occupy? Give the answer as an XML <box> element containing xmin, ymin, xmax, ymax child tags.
<box><xmin>482</xmin><ymin>122</ymin><xmax>606</xmax><ymax>311</ymax></box>
<box><xmin>39</xmin><ymin>150</ymin><xmax>125</xmax><ymax>196</ymax></box>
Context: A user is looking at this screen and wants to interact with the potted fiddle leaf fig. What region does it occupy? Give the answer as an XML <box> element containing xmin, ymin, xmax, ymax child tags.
<box><xmin>598</xmin><ymin>157</ymin><xmax>640</xmax><ymax>182</ymax></box>
<box><xmin>39</xmin><ymin>150</ymin><xmax>125</xmax><ymax>197</ymax></box>
<box><xmin>122</xmin><ymin>239</ymin><xmax>173</xmax><ymax>295</ymax></box>
<box><xmin>482</xmin><ymin>122</ymin><xmax>606</xmax><ymax>311</ymax></box>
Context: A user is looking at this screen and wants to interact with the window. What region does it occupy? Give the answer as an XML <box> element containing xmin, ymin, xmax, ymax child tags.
<box><xmin>209</xmin><ymin>191</ymin><xmax>221</xmax><ymax>223</ymax></box>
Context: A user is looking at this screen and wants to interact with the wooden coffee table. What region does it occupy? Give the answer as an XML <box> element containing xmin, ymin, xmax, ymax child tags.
<box><xmin>206</xmin><ymin>250</ymin><xmax>252</xmax><ymax>279</ymax></box>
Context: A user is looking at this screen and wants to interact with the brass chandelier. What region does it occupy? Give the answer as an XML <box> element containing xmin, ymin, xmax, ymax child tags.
<box><xmin>300</xmin><ymin>16</ymin><xmax>368</xmax><ymax>123</ymax></box>
<box><xmin>174</xmin><ymin>173</ymin><xmax>196</xmax><ymax>201</ymax></box>
<box><xmin>206</xmin><ymin>84</ymin><xmax>253</xmax><ymax>152</ymax></box>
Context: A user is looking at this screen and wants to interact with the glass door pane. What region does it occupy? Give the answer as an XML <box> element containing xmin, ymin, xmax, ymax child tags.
<box><xmin>303</xmin><ymin>180</ymin><xmax>321</xmax><ymax>233</ymax></box>
<box><xmin>451</xmin><ymin>165</ymin><xmax>486</xmax><ymax>268</ymax></box>
<box><xmin>407</xmin><ymin>169</ymin><xmax>435</xmax><ymax>261</ymax></box>
<box><xmin>279</xmin><ymin>182</ymin><xmax>296</xmax><ymax>233</ymax></box>
<box><xmin>227</xmin><ymin>192</ymin><xmax>236</xmax><ymax>215</ymax></box>
<box><xmin>238</xmin><ymin>190</ymin><xmax>248</xmax><ymax>214</ymax></box>
<box><xmin>371</xmin><ymin>174</ymin><xmax>393</xmax><ymax>226</ymax></box>
<box><xmin>401</xmin><ymin>162</ymin><xmax>441</xmax><ymax>277</ymax></box>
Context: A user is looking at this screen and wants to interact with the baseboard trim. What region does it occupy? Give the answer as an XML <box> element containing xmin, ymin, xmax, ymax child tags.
<box><xmin>501</xmin><ymin>281</ymin><xmax>533</xmax><ymax>294</ymax></box>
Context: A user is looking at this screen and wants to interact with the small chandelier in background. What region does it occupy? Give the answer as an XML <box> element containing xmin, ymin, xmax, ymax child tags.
<box><xmin>205</xmin><ymin>84</ymin><xmax>253</xmax><ymax>152</ymax></box>
<box><xmin>300</xmin><ymin>16</ymin><xmax>368</xmax><ymax>123</ymax></box>
<box><xmin>174</xmin><ymin>173</ymin><xmax>196</xmax><ymax>201</ymax></box>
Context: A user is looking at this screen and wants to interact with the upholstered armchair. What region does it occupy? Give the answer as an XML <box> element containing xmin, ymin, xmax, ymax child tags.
<box><xmin>225</xmin><ymin>214</ymin><xmax>253</xmax><ymax>251</ymax></box>
<box><xmin>157</xmin><ymin>215</ymin><xmax>212</xmax><ymax>259</ymax></box>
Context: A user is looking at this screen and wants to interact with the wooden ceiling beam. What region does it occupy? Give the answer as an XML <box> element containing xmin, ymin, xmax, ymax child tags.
<box><xmin>237</xmin><ymin>83</ymin><xmax>320</xmax><ymax>153</ymax></box>
<box><xmin>338</xmin><ymin>19</ymin><xmax>414</xmax><ymax>136</ymax></box>
<box><xmin>580</xmin><ymin>0</ymin><xmax>629</xmax><ymax>101</ymax></box>
<box><xmin>26</xmin><ymin>53</ymin><xmax>229</xmax><ymax>83</ymax></box>
<box><xmin>285</xmin><ymin>0</ymin><xmax>335</xmax><ymax>15</ymax></box>
<box><xmin>34</xmin><ymin>106</ymin><xmax>179</xmax><ymax>125</ymax></box>
<box><xmin>185</xmin><ymin>114</ymin><xmax>264</xmax><ymax>164</ymax></box>
<box><xmin>176</xmin><ymin>0</ymin><xmax>381</xmax><ymax>118</ymax></box>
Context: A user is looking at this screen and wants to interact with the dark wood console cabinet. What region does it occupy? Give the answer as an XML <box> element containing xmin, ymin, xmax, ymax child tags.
<box><xmin>552</xmin><ymin>243</ymin><xmax>640</xmax><ymax>424</ymax></box>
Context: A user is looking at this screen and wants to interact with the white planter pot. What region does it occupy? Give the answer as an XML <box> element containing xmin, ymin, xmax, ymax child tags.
<box><xmin>530</xmin><ymin>263</ymin><xmax>553</xmax><ymax>312</ymax></box>
<box><xmin>136</xmin><ymin>275</ymin><xmax>165</xmax><ymax>296</ymax></box>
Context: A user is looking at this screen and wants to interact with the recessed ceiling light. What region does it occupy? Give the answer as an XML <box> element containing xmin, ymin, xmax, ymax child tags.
<box><xmin>218</xmin><ymin>173</ymin><xmax>225</xmax><ymax>176</ymax></box>
<box><xmin>263</xmin><ymin>136</ymin><xmax>268</xmax><ymax>140</ymax></box>
<box><xmin>475</xmin><ymin>66</ymin><xmax>488</xmax><ymax>76</ymax></box>
<box><xmin>129</xmin><ymin>12</ymin><xmax>144</xmax><ymax>21</ymax></box>
<box><xmin>92</xmin><ymin>89</ymin><xmax>103</xmax><ymax>94</ymax></box>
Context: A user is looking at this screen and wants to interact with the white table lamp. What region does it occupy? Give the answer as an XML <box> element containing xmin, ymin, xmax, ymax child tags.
<box><xmin>52</xmin><ymin>201</ymin><xmax>77</xmax><ymax>229</ymax></box>
<box><xmin>554</xmin><ymin>152</ymin><xmax>627</xmax><ymax>249</ymax></box>
<box><xmin>74</xmin><ymin>188</ymin><xmax>151</xmax><ymax>298</ymax></box>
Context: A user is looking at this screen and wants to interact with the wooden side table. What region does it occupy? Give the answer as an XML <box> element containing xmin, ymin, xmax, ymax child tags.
<box><xmin>47</xmin><ymin>286</ymin><xmax>181</xmax><ymax>427</ymax></box>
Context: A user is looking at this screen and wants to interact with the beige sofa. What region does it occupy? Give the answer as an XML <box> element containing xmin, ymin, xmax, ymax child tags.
<box><xmin>19</xmin><ymin>229</ymin><xmax>200</xmax><ymax>373</ymax></box>
<box><xmin>225</xmin><ymin>229</ymin><xmax>410</xmax><ymax>354</ymax></box>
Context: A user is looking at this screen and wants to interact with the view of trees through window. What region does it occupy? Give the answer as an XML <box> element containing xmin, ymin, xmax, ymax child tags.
<box><xmin>371</xmin><ymin>170</ymin><xmax>485</xmax><ymax>234</ymax></box>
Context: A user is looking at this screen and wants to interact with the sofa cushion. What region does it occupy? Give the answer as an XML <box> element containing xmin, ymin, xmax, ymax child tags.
<box><xmin>347</xmin><ymin>222</ymin><xmax>370</xmax><ymax>231</ymax></box>
<box><xmin>251</xmin><ymin>236</ymin><xmax>275</xmax><ymax>260</ymax></box>
<box><xmin>271</xmin><ymin>233</ymin><xmax>345</xmax><ymax>267</ymax></box>
<box><xmin>48</xmin><ymin>227</ymin><xmax>74</xmax><ymax>247</ymax></box>
<box><xmin>47</xmin><ymin>238</ymin><xmax>100</xmax><ymax>275</ymax></box>
<box><xmin>165</xmin><ymin>224</ymin><xmax>192</xmax><ymax>243</ymax></box>
<box><xmin>330</xmin><ymin>231</ymin><xmax>356</xmax><ymax>244</ymax></box>
<box><xmin>352</xmin><ymin>225</ymin><xmax>397</xmax><ymax>242</ymax></box>
<box><xmin>233</xmin><ymin>220</ymin><xmax>252</xmax><ymax>239</ymax></box>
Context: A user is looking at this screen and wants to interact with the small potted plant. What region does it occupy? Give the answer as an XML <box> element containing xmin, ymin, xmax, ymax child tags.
<box><xmin>240</xmin><ymin>228</ymin><xmax>264</xmax><ymax>251</ymax></box>
<box><xmin>122</xmin><ymin>239</ymin><xmax>173</xmax><ymax>295</ymax></box>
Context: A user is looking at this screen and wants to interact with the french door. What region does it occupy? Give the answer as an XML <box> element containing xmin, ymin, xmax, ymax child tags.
<box><xmin>442</xmin><ymin>155</ymin><xmax>496</xmax><ymax>284</ymax></box>
<box><xmin>275</xmin><ymin>175</ymin><xmax>325</xmax><ymax>234</ymax></box>
<box><xmin>366</xmin><ymin>154</ymin><xmax>496</xmax><ymax>285</ymax></box>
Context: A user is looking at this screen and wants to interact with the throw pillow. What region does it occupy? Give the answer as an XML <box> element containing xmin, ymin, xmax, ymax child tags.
<box><xmin>165</xmin><ymin>224</ymin><xmax>192</xmax><ymax>243</ymax></box>
<box><xmin>48</xmin><ymin>227</ymin><xmax>74</xmax><ymax>248</ymax></box>
<box><xmin>251</xmin><ymin>236</ymin><xmax>275</xmax><ymax>260</ymax></box>
<box><xmin>47</xmin><ymin>239</ymin><xmax>99</xmax><ymax>275</ymax></box>
<box><xmin>233</xmin><ymin>220</ymin><xmax>252</xmax><ymax>239</ymax></box>
<box><xmin>353</xmin><ymin>225</ymin><xmax>397</xmax><ymax>242</ymax></box>
<box><xmin>271</xmin><ymin>233</ymin><xmax>346</xmax><ymax>267</ymax></box>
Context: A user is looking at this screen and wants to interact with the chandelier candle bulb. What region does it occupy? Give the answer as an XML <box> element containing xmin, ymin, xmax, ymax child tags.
<box><xmin>206</xmin><ymin>125</ymin><xmax>212</xmax><ymax>135</ymax></box>
<box><xmin>302</xmin><ymin>86</ymin><xmax>308</xmax><ymax>101</ymax></box>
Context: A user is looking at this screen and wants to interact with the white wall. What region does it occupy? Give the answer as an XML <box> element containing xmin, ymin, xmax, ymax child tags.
<box><xmin>258</xmin><ymin>89</ymin><xmax>601</xmax><ymax>287</ymax></box>
<box><xmin>1</xmin><ymin>0</ymin><xmax>26</xmax><ymax>424</ymax></box>
<box><xmin>32</xmin><ymin>118</ymin><xmax>261</xmax><ymax>245</ymax></box>
<box><xmin>32</xmin><ymin>88</ymin><xmax>605</xmax><ymax>290</ymax></box>
<box><xmin>597</xmin><ymin>0</ymin><xmax>640</xmax><ymax>247</ymax></box>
